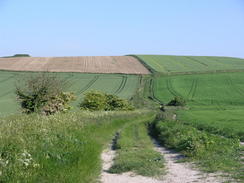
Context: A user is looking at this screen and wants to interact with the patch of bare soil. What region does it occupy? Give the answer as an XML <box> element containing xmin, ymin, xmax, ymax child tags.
<box><xmin>0</xmin><ymin>56</ymin><xmax>150</xmax><ymax>74</ymax></box>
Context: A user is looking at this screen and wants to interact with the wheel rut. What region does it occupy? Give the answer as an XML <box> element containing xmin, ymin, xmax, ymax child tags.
<box><xmin>101</xmin><ymin>137</ymin><xmax>227</xmax><ymax>183</ymax></box>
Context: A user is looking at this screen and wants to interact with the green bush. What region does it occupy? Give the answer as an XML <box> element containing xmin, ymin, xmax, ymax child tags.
<box><xmin>80</xmin><ymin>91</ymin><xmax>135</xmax><ymax>111</ymax></box>
<box><xmin>167</xmin><ymin>96</ymin><xmax>186</xmax><ymax>106</ymax></box>
<box><xmin>16</xmin><ymin>73</ymin><xmax>75</xmax><ymax>115</ymax></box>
<box><xmin>105</xmin><ymin>94</ymin><xmax>134</xmax><ymax>111</ymax></box>
<box><xmin>80</xmin><ymin>91</ymin><xmax>107</xmax><ymax>111</ymax></box>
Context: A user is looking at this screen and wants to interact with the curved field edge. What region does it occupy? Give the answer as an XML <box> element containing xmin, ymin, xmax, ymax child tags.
<box><xmin>0</xmin><ymin>71</ymin><xmax>141</xmax><ymax>116</ymax></box>
<box><xmin>0</xmin><ymin>110</ymin><xmax>155</xmax><ymax>182</ymax></box>
<box><xmin>133</xmin><ymin>55</ymin><xmax>244</xmax><ymax>75</ymax></box>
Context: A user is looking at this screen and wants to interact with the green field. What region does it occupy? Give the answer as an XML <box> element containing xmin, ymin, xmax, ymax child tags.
<box><xmin>0</xmin><ymin>71</ymin><xmax>140</xmax><ymax>116</ymax></box>
<box><xmin>135</xmin><ymin>55</ymin><xmax>244</xmax><ymax>74</ymax></box>
<box><xmin>153</xmin><ymin>72</ymin><xmax>244</xmax><ymax>140</ymax></box>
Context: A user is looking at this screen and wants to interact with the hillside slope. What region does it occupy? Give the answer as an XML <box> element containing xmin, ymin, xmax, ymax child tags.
<box><xmin>135</xmin><ymin>55</ymin><xmax>244</xmax><ymax>74</ymax></box>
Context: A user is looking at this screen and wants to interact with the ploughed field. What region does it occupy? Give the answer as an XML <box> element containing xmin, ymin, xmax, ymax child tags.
<box><xmin>0</xmin><ymin>56</ymin><xmax>150</xmax><ymax>74</ymax></box>
<box><xmin>0</xmin><ymin>71</ymin><xmax>140</xmax><ymax>116</ymax></box>
<box><xmin>153</xmin><ymin>72</ymin><xmax>244</xmax><ymax>141</ymax></box>
<box><xmin>135</xmin><ymin>55</ymin><xmax>244</xmax><ymax>74</ymax></box>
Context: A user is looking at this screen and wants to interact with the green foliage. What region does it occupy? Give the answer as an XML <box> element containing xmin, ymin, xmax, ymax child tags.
<box><xmin>80</xmin><ymin>91</ymin><xmax>135</xmax><ymax>111</ymax></box>
<box><xmin>0</xmin><ymin>71</ymin><xmax>139</xmax><ymax>116</ymax></box>
<box><xmin>2</xmin><ymin>54</ymin><xmax>30</xmax><ymax>58</ymax></box>
<box><xmin>109</xmin><ymin>114</ymin><xmax>164</xmax><ymax>177</ymax></box>
<box><xmin>105</xmin><ymin>94</ymin><xmax>135</xmax><ymax>111</ymax></box>
<box><xmin>13</xmin><ymin>54</ymin><xmax>30</xmax><ymax>57</ymax></box>
<box><xmin>152</xmin><ymin>120</ymin><xmax>242</xmax><ymax>176</ymax></box>
<box><xmin>15</xmin><ymin>73</ymin><xmax>75</xmax><ymax>115</ymax></box>
<box><xmin>42</xmin><ymin>92</ymin><xmax>76</xmax><ymax>115</ymax></box>
<box><xmin>80</xmin><ymin>91</ymin><xmax>107</xmax><ymax>111</ymax></box>
<box><xmin>0</xmin><ymin>110</ymin><xmax>152</xmax><ymax>182</ymax></box>
<box><xmin>167</xmin><ymin>96</ymin><xmax>186</xmax><ymax>106</ymax></box>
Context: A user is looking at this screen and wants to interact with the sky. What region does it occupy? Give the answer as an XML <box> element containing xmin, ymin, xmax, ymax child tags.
<box><xmin>0</xmin><ymin>0</ymin><xmax>243</xmax><ymax>58</ymax></box>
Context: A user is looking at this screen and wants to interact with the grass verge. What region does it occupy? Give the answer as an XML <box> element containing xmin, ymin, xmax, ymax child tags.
<box><xmin>109</xmin><ymin>115</ymin><xmax>164</xmax><ymax>177</ymax></box>
<box><xmin>0</xmin><ymin>110</ymin><xmax>154</xmax><ymax>183</ymax></box>
<box><xmin>151</xmin><ymin>119</ymin><xmax>243</xmax><ymax>182</ymax></box>
<box><xmin>178</xmin><ymin>109</ymin><xmax>244</xmax><ymax>141</ymax></box>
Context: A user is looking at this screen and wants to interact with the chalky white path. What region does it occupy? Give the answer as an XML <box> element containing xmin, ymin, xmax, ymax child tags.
<box><xmin>101</xmin><ymin>142</ymin><xmax>225</xmax><ymax>183</ymax></box>
<box><xmin>101</xmin><ymin>147</ymin><xmax>163</xmax><ymax>183</ymax></box>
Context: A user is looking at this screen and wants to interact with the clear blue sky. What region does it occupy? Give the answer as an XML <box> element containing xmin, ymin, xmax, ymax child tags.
<box><xmin>0</xmin><ymin>0</ymin><xmax>243</xmax><ymax>57</ymax></box>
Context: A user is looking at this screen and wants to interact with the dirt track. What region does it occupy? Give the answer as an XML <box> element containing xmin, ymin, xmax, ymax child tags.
<box><xmin>0</xmin><ymin>56</ymin><xmax>150</xmax><ymax>74</ymax></box>
<box><xmin>101</xmin><ymin>141</ymin><xmax>226</xmax><ymax>183</ymax></box>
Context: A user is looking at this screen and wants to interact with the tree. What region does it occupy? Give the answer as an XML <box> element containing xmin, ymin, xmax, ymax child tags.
<box><xmin>16</xmin><ymin>73</ymin><xmax>75</xmax><ymax>115</ymax></box>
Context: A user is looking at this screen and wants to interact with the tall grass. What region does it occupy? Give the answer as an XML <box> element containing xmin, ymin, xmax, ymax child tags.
<box><xmin>0</xmin><ymin>110</ymin><xmax>154</xmax><ymax>182</ymax></box>
<box><xmin>151</xmin><ymin>120</ymin><xmax>243</xmax><ymax>181</ymax></box>
<box><xmin>178</xmin><ymin>109</ymin><xmax>244</xmax><ymax>141</ymax></box>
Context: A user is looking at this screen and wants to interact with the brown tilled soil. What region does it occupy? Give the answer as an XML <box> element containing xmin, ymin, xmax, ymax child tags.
<box><xmin>0</xmin><ymin>56</ymin><xmax>150</xmax><ymax>74</ymax></box>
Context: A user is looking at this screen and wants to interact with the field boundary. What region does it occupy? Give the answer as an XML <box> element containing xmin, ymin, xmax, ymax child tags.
<box><xmin>128</xmin><ymin>55</ymin><xmax>155</xmax><ymax>74</ymax></box>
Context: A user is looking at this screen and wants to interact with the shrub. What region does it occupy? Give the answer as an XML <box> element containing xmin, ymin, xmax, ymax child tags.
<box><xmin>80</xmin><ymin>91</ymin><xmax>135</xmax><ymax>111</ymax></box>
<box><xmin>105</xmin><ymin>94</ymin><xmax>134</xmax><ymax>111</ymax></box>
<box><xmin>167</xmin><ymin>96</ymin><xmax>186</xmax><ymax>106</ymax></box>
<box><xmin>16</xmin><ymin>73</ymin><xmax>75</xmax><ymax>115</ymax></box>
<box><xmin>42</xmin><ymin>92</ymin><xmax>76</xmax><ymax>115</ymax></box>
<box><xmin>80</xmin><ymin>91</ymin><xmax>107</xmax><ymax>111</ymax></box>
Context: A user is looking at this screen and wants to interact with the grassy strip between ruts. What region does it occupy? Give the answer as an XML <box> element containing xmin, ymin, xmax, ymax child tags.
<box><xmin>109</xmin><ymin>115</ymin><xmax>164</xmax><ymax>177</ymax></box>
<box><xmin>0</xmin><ymin>110</ymin><xmax>155</xmax><ymax>183</ymax></box>
<box><xmin>151</xmin><ymin>120</ymin><xmax>243</xmax><ymax>182</ymax></box>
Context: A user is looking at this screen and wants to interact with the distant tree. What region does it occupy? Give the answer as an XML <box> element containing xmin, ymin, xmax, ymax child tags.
<box><xmin>13</xmin><ymin>54</ymin><xmax>30</xmax><ymax>57</ymax></box>
<box><xmin>1</xmin><ymin>54</ymin><xmax>30</xmax><ymax>58</ymax></box>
